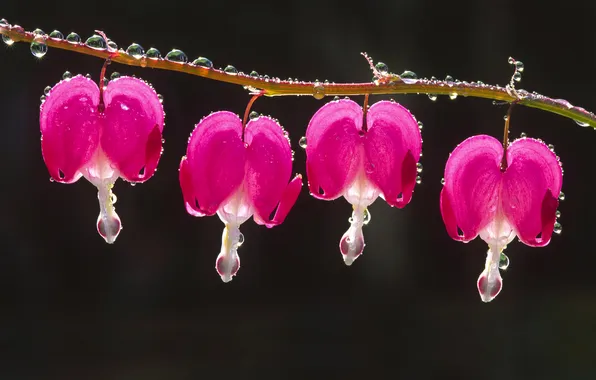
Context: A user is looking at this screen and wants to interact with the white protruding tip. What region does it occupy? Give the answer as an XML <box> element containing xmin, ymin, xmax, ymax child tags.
<box><xmin>216</xmin><ymin>224</ymin><xmax>242</xmax><ymax>283</ymax></box>
<box><xmin>339</xmin><ymin>206</ymin><xmax>367</xmax><ymax>266</ymax></box>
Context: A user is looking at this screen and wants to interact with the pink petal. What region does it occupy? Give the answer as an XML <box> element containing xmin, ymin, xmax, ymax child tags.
<box><xmin>305</xmin><ymin>99</ymin><xmax>362</xmax><ymax>200</ymax></box>
<box><xmin>102</xmin><ymin>76</ymin><xmax>165</xmax><ymax>182</ymax></box>
<box><xmin>244</xmin><ymin>117</ymin><xmax>301</xmax><ymax>227</ymax></box>
<box><xmin>440</xmin><ymin>135</ymin><xmax>503</xmax><ymax>242</ymax></box>
<box><xmin>39</xmin><ymin>75</ymin><xmax>100</xmax><ymax>183</ymax></box>
<box><xmin>501</xmin><ymin>138</ymin><xmax>563</xmax><ymax>246</ymax></box>
<box><xmin>363</xmin><ymin>101</ymin><xmax>422</xmax><ymax>208</ymax></box>
<box><xmin>181</xmin><ymin>111</ymin><xmax>246</xmax><ymax>216</ymax></box>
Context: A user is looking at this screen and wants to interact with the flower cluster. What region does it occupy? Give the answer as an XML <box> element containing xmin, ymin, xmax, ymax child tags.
<box><xmin>40</xmin><ymin>71</ymin><xmax>563</xmax><ymax>301</ymax></box>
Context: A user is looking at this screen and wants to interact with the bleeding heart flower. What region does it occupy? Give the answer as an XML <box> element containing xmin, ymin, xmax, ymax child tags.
<box><xmin>40</xmin><ymin>74</ymin><xmax>164</xmax><ymax>243</ymax></box>
<box><xmin>440</xmin><ymin>135</ymin><xmax>563</xmax><ymax>302</ymax></box>
<box><xmin>304</xmin><ymin>98</ymin><xmax>422</xmax><ymax>265</ymax></box>
<box><xmin>179</xmin><ymin>111</ymin><xmax>303</xmax><ymax>282</ymax></box>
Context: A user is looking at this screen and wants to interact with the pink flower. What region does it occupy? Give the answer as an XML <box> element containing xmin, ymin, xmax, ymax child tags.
<box><xmin>305</xmin><ymin>99</ymin><xmax>423</xmax><ymax>265</ymax></box>
<box><xmin>40</xmin><ymin>75</ymin><xmax>164</xmax><ymax>243</ymax></box>
<box><xmin>440</xmin><ymin>135</ymin><xmax>563</xmax><ymax>302</ymax></box>
<box><xmin>179</xmin><ymin>111</ymin><xmax>303</xmax><ymax>282</ymax></box>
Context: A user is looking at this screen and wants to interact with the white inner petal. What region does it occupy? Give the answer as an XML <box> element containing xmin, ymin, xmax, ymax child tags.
<box><xmin>217</xmin><ymin>185</ymin><xmax>254</xmax><ymax>226</ymax></box>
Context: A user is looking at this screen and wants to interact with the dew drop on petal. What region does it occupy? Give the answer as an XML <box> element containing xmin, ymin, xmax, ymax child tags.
<box><xmin>445</xmin><ymin>75</ymin><xmax>454</xmax><ymax>84</ymax></box>
<box><xmin>416</xmin><ymin>162</ymin><xmax>423</xmax><ymax>173</ymax></box>
<box><xmin>110</xmin><ymin>72</ymin><xmax>120</xmax><ymax>80</ymax></box>
<box><xmin>237</xmin><ymin>232</ymin><xmax>245</xmax><ymax>247</ymax></box>
<box><xmin>299</xmin><ymin>136</ymin><xmax>307</xmax><ymax>149</ymax></box>
<box><xmin>249</xmin><ymin>111</ymin><xmax>259</xmax><ymax>120</ymax></box>
<box><xmin>520</xmin><ymin>132</ymin><xmax>527</xmax><ymax>138</ymax></box>
<box><xmin>62</xmin><ymin>71</ymin><xmax>72</xmax><ymax>80</ymax></box>
<box><xmin>553</xmin><ymin>222</ymin><xmax>562</xmax><ymax>235</ymax></box>
<box><xmin>249</xmin><ymin>70</ymin><xmax>259</xmax><ymax>77</ymax></box>
<box><xmin>440</xmin><ymin>178</ymin><xmax>445</xmax><ymax>185</ymax></box>
<box><xmin>558</xmin><ymin>191</ymin><xmax>565</xmax><ymax>201</ymax></box>
<box><xmin>43</xmin><ymin>86</ymin><xmax>51</xmax><ymax>95</ymax></box>
<box><xmin>417</xmin><ymin>121</ymin><xmax>424</xmax><ymax>130</ymax></box>
<box><xmin>555</xmin><ymin>210</ymin><xmax>561</xmax><ymax>219</ymax></box>
<box><xmin>416</xmin><ymin>175</ymin><xmax>422</xmax><ymax>184</ymax></box>
<box><xmin>66</xmin><ymin>32</ymin><xmax>81</xmax><ymax>44</ymax></box>
<box><xmin>146</xmin><ymin>47</ymin><xmax>162</xmax><ymax>59</ymax></box>
<box><xmin>574</xmin><ymin>119</ymin><xmax>590</xmax><ymax>127</ymax></box>
<box><xmin>0</xmin><ymin>18</ymin><xmax>7</xmax><ymax>26</ymax></box>
<box><xmin>362</xmin><ymin>208</ymin><xmax>371</xmax><ymax>225</ymax></box>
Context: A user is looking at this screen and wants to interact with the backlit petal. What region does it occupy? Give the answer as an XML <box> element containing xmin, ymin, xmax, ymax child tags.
<box><xmin>181</xmin><ymin>111</ymin><xmax>246</xmax><ymax>216</ymax></box>
<box><xmin>39</xmin><ymin>75</ymin><xmax>100</xmax><ymax>183</ymax></box>
<box><xmin>102</xmin><ymin>76</ymin><xmax>165</xmax><ymax>182</ymax></box>
<box><xmin>364</xmin><ymin>101</ymin><xmax>422</xmax><ymax>208</ymax></box>
<box><xmin>440</xmin><ymin>135</ymin><xmax>503</xmax><ymax>242</ymax></box>
<box><xmin>305</xmin><ymin>99</ymin><xmax>362</xmax><ymax>200</ymax></box>
<box><xmin>501</xmin><ymin>138</ymin><xmax>563</xmax><ymax>246</ymax></box>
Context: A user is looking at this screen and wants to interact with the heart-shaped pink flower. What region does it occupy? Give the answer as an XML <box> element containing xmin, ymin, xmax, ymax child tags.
<box><xmin>40</xmin><ymin>75</ymin><xmax>164</xmax><ymax>243</ymax></box>
<box><xmin>440</xmin><ymin>134</ymin><xmax>563</xmax><ymax>302</ymax></box>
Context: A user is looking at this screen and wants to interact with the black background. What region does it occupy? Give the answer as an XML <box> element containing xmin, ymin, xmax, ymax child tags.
<box><xmin>1</xmin><ymin>1</ymin><xmax>596</xmax><ymax>378</ymax></box>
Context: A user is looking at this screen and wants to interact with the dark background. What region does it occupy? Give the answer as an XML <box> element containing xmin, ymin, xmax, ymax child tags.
<box><xmin>1</xmin><ymin>0</ymin><xmax>595</xmax><ymax>378</ymax></box>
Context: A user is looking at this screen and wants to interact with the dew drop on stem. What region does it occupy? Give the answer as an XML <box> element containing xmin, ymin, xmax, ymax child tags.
<box><xmin>224</xmin><ymin>65</ymin><xmax>238</xmax><ymax>75</ymax></box>
<box><xmin>146</xmin><ymin>47</ymin><xmax>161</xmax><ymax>59</ymax></box>
<box><xmin>30</xmin><ymin>36</ymin><xmax>48</xmax><ymax>58</ymax></box>
<box><xmin>49</xmin><ymin>30</ymin><xmax>64</xmax><ymax>39</ymax></box>
<box><xmin>85</xmin><ymin>34</ymin><xmax>107</xmax><ymax>50</ymax></box>
<box><xmin>126</xmin><ymin>43</ymin><xmax>144</xmax><ymax>59</ymax></box>
<box><xmin>165</xmin><ymin>49</ymin><xmax>187</xmax><ymax>63</ymax></box>
<box><xmin>193</xmin><ymin>57</ymin><xmax>212</xmax><ymax>68</ymax></box>
<box><xmin>66</xmin><ymin>32</ymin><xmax>81</xmax><ymax>44</ymax></box>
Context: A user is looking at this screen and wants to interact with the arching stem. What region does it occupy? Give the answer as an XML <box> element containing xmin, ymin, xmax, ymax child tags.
<box><xmin>362</xmin><ymin>93</ymin><xmax>370</xmax><ymax>132</ymax></box>
<box><xmin>242</xmin><ymin>92</ymin><xmax>263</xmax><ymax>140</ymax></box>
<box><xmin>501</xmin><ymin>102</ymin><xmax>515</xmax><ymax>171</ymax></box>
<box><xmin>97</xmin><ymin>58</ymin><xmax>111</xmax><ymax>113</ymax></box>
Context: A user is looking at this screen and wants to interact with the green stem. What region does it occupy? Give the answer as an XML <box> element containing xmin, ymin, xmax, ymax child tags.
<box><xmin>2</xmin><ymin>23</ymin><xmax>595</xmax><ymax>129</ymax></box>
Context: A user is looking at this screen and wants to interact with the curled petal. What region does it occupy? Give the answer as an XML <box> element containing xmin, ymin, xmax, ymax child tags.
<box><xmin>245</xmin><ymin>117</ymin><xmax>301</xmax><ymax>227</ymax></box>
<box><xmin>102</xmin><ymin>76</ymin><xmax>165</xmax><ymax>182</ymax></box>
<box><xmin>40</xmin><ymin>75</ymin><xmax>100</xmax><ymax>183</ymax></box>
<box><xmin>501</xmin><ymin>138</ymin><xmax>563</xmax><ymax>246</ymax></box>
<box><xmin>364</xmin><ymin>101</ymin><xmax>422</xmax><ymax>208</ymax></box>
<box><xmin>305</xmin><ymin>99</ymin><xmax>362</xmax><ymax>199</ymax></box>
<box><xmin>182</xmin><ymin>112</ymin><xmax>245</xmax><ymax>216</ymax></box>
<box><xmin>441</xmin><ymin>135</ymin><xmax>503</xmax><ymax>242</ymax></box>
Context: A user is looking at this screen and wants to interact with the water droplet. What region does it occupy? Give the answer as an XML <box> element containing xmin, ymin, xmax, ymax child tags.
<box><xmin>375</xmin><ymin>62</ymin><xmax>388</xmax><ymax>74</ymax></box>
<box><xmin>224</xmin><ymin>65</ymin><xmax>238</xmax><ymax>75</ymax></box>
<box><xmin>249</xmin><ymin>111</ymin><xmax>259</xmax><ymax>120</ymax></box>
<box><xmin>401</xmin><ymin>70</ymin><xmax>417</xmax><ymax>79</ymax></box>
<box><xmin>445</xmin><ymin>75</ymin><xmax>454</xmax><ymax>83</ymax></box>
<box><xmin>440</xmin><ymin>178</ymin><xmax>445</xmax><ymax>185</ymax></box>
<box><xmin>157</xmin><ymin>94</ymin><xmax>164</xmax><ymax>104</ymax></box>
<box><xmin>40</xmin><ymin>95</ymin><xmax>46</xmax><ymax>102</ymax></box>
<box><xmin>237</xmin><ymin>232</ymin><xmax>245</xmax><ymax>247</ymax></box>
<box><xmin>299</xmin><ymin>136</ymin><xmax>307</xmax><ymax>149</ymax></box>
<box><xmin>520</xmin><ymin>132</ymin><xmax>527</xmax><ymax>138</ymax></box>
<box><xmin>555</xmin><ymin>210</ymin><xmax>561</xmax><ymax>219</ymax></box>
<box><xmin>428</xmin><ymin>93</ymin><xmax>438</xmax><ymax>101</ymax></box>
<box><xmin>553</xmin><ymin>222</ymin><xmax>562</xmax><ymax>234</ymax></box>
<box><xmin>574</xmin><ymin>119</ymin><xmax>590</xmax><ymax>127</ymax></box>
<box><xmin>449</xmin><ymin>92</ymin><xmax>458</xmax><ymax>100</ymax></box>
<box><xmin>248</xmin><ymin>70</ymin><xmax>259</xmax><ymax>78</ymax></box>
<box><xmin>66</xmin><ymin>32</ymin><xmax>81</xmax><ymax>44</ymax></box>
<box><xmin>362</xmin><ymin>208</ymin><xmax>371</xmax><ymax>225</ymax></box>
<box><xmin>558</xmin><ymin>191</ymin><xmax>565</xmax><ymax>201</ymax></box>
<box><xmin>508</xmin><ymin>57</ymin><xmax>515</xmax><ymax>65</ymax></box>
<box><xmin>62</xmin><ymin>71</ymin><xmax>72</xmax><ymax>80</ymax></box>
<box><xmin>548</xmin><ymin>144</ymin><xmax>555</xmax><ymax>151</ymax></box>
<box><xmin>417</xmin><ymin>121</ymin><xmax>423</xmax><ymax>130</ymax></box>
<box><xmin>107</xmin><ymin>39</ymin><xmax>117</xmax><ymax>50</ymax></box>
<box><xmin>146</xmin><ymin>47</ymin><xmax>161</xmax><ymax>59</ymax></box>
<box><xmin>0</xmin><ymin>19</ymin><xmax>7</xmax><ymax>26</ymax></box>
<box><xmin>110</xmin><ymin>72</ymin><xmax>120</xmax><ymax>80</ymax></box>
<box><xmin>32</xmin><ymin>28</ymin><xmax>45</xmax><ymax>36</ymax></box>
<box><xmin>85</xmin><ymin>34</ymin><xmax>107</xmax><ymax>50</ymax></box>
<box><xmin>85</xmin><ymin>73</ymin><xmax>91</xmax><ymax>79</ymax></box>
<box><xmin>416</xmin><ymin>162</ymin><xmax>423</xmax><ymax>173</ymax></box>
<box><xmin>43</xmin><ymin>85</ymin><xmax>51</xmax><ymax>95</ymax></box>
<box><xmin>30</xmin><ymin>36</ymin><xmax>47</xmax><ymax>58</ymax></box>
<box><xmin>49</xmin><ymin>30</ymin><xmax>63</xmax><ymax>39</ymax></box>
<box><xmin>126</xmin><ymin>43</ymin><xmax>144</xmax><ymax>59</ymax></box>
<box><xmin>513</xmin><ymin>72</ymin><xmax>522</xmax><ymax>82</ymax></box>
<box><xmin>2</xmin><ymin>33</ymin><xmax>14</xmax><ymax>46</ymax></box>
<box><xmin>503</xmin><ymin>115</ymin><xmax>509</xmax><ymax>121</ymax></box>
<box><xmin>498</xmin><ymin>252</ymin><xmax>510</xmax><ymax>270</ymax></box>
<box><xmin>313</xmin><ymin>82</ymin><xmax>325</xmax><ymax>100</ymax></box>
<box><xmin>515</xmin><ymin>61</ymin><xmax>524</xmax><ymax>72</ymax></box>
<box><xmin>416</xmin><ymin>175</ymin><xmax>422</xmax><ymax>184</ymax></box>
<box><xmin>192</xmin><ymin>57</ymin><xmax>212</xmax><ymax>68</ymax></box>
<box><xmin>165</xmin><ymin>49</ymin><xmax>187</xmax><ymax>63</ymax></box>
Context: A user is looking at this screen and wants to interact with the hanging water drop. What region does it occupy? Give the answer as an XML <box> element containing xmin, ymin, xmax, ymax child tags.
<box><xmin>110</xmin><ymin>72</ymin><xmax>120</xmax><ymax>80</ymax></box>
<box><xmin>224</xmin><ymin>65</ymin><xmax>238</xmax><ymax>75</ymax></box>
<box><xmin>449</xmin><ymin>92</ymin><xmax>458</xmax><ymax>100</ymax></box>
<box><xmin>553</xmin><ymin>222</ymin><xmax>562</xmax><ymax>235</ymax></box>
<box><xmin>515</xmin><ymin>61</ymin><xmax>524</xmax><ymax>72</ymax></box>
<box><xmin>49</xmin><ymin>30</ymin><xmax>63</xmax><ymax>39</ymax></box>
<box><xmin>574</xmin><ymin>119</ymin><xmax>590</xmax><ymax>127</ymax></box>
<box><xmin>62</xmin><ymin>71</ymin><xmax>72</xmax><ymax>80</ymax></box>
<box><xmin>165</xmin><ymin>49</ymin><xmax>187</xmax><ymax>63</ymax></box>
<box><xmin>299</xmin><ymin>136</ymin><xmax>307</xmax><ymax>149</ymax></box>
<box><xmin>558</xmin><ymin>191</ymin><xmax>565</xmax><ymax>201</ymax></box>
<box><xmin>85</xmin><ymin>34</ymin><xmax>107</xmax><ymax>50</ymax></box>
<box><xmin>362</xmin><ymin>208</ymin><xmax>371</xmax><ymax>225</ymax></box>
<box><xmin>498</xmin><ymin>252</ymin><xmax>510</xmax><ymax>270</ymax></box>
<box><xmin>313</xmin><ymin>82</ymin><xmax>325</xmax><ymax>100</ymax></box>
<box><xmin>146</xmin><ymin>47</ymin><xmax>161</xmax><ymax>59</ymax></box>
<box><xmin>126</xmin><ymin>43</ymin><xmax>144</xmax><ymax>59</ymax></box>
<box><xmin>30</xmin><ymin>36</ymin><xmax>47</xmax><ymax>58</ymax></box>
<box><xmin>375</xmin><ymin>62</ymin><xmax>388</xmax><ymax>74</ymax></box>
<box><xmin>249</xmin><ymin>111</ymin><xmax>259</xmax><ymax>120</ymax></box>
<box><xmin>513</xmin><ymin>72</ymin><xmax>522</xmax><ymax>82</ymax></box>
<box><xmin>428</xmin><ymin>93</ymin><xmax>438</xmax><ymax>101</ymax></box>
<box><xmin>416</xmin><ymin>176</ymin><xmax>422</xmax><ymax>184</ymax></box>
<box><xmin>66</xmin><ymin>32</ymin><xmax>81</xmax><ymax>44</ymax></box>
<box><xmin>416</xmin><ymin>162</ymin><xmax>423</xmax><ymax>173</ymax></box>
<box><xmin>193</xmin><ymin>57</ymin><xmax>212</xmax><ymax>68</ymax></box>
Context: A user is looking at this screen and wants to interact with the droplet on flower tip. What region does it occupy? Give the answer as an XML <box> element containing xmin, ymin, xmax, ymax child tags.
<box><xmin>126</xmin><ymin>43</ymin><xmax>145</xmax><ymax>59</ymax></box>
<box><xmin>222</xmin><ymin>65</ymin><xmax>237</xmax><ymax>75</ymax></box>
<box><xmin>62</xmin><ymin>71</ymin><xmax>72</xmax><ymax>80</ymax></box>
<box><xmin>146</xmin><ymin>47</ymin><xmax>161</xmax><ymax>59</ymax></box>
<box><xmin>84</xmin><ymin>34</ymin><xmax>107</xmax><ymax>50</ymax></box>
<box><xmin>30</xmin><ymin>36</ymin><xmax>48</xmax><ymax>58</ymax></box>
<box><xmin>85</xmin><ymin>73</ymin><xmax>91</xmax><ymax>79</ymax></box>
<box><xmin>165</xmin><ymin>49</ymin><xmax>187</xmax><ymax>63</ymax></box>
<box><xmin>558</xmin><ymin>191</ymin><xmax>565</xmax><ymax>201</ymax></box>
<box><xmin>553</xmin><ymin>222</ymin><xmax>562</xmax><ymax>234</ymax></box>
<box><xmin>66</xmin><ymin>32</ymin><xmax>81</xmax><ymax>44</ymax></box>
<box><xmin>110</xmin><ymin>72</ymin><xmax>120</xmax><ymax>80</ymax></box>
<box><xmin>249</xmin><ymin>111</ymin><xmax>259</xmax><ymax>120</ymax></box>
<box><xmin>298</xmin><ymin>136</ymin><xmax>307</xmax><ymax>149</ymax></box>
<box><xmin>375</xmin><ymin>62</ymin><xmax>389</xmax><ymax>74</ymax></box>
<box><xmin>555</xmin><ymin>210</ymin><xmax>561</xmax><ymax>219</ymax></box>
<box><xmin>498</xmin><ymin>253</ymin><xmax>510</xmax><ymax>270</ymax></box>
<box><xmin>428</xmin><ymin>93</ymin><xmax>438</xmax><ymax>101</ymax></box>
<box><xmin>49</xmin><ymin>30</ymin><xmax>64</xmax><ymax>39</ymax></box>
<box><xmin>96</xmin><ymin>213</ymin><xmax>122</xmax><ymax>244</ymax></box>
